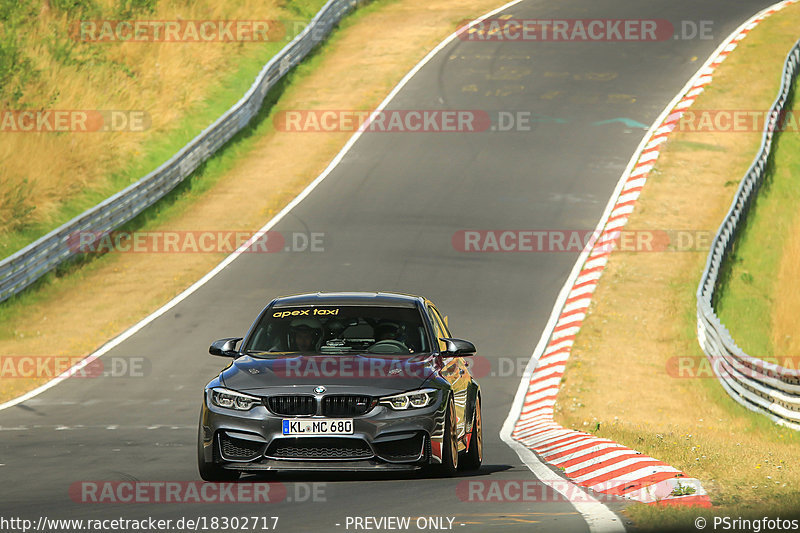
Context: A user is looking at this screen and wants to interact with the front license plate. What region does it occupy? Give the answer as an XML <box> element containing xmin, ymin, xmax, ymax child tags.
<box><xmin>282</xmin><ymin>419</ymin><xmax>353</xmax><ymax>435</ymax></box>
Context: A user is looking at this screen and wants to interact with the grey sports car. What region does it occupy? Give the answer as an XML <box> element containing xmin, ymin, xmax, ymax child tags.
<box><xmin>197</xmin><ymin>292</ymin><xmax>482</xmax><ymax>479</ymax></box>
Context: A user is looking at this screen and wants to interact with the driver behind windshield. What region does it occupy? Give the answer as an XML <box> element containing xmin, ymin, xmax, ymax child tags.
<box><xmin>289</xmin><ymin>318</ymin><xmax>322</xmax><ymax>352</ymax></box>
<box><xmin>374</xmin><ymin>322</ymin><xmax>400</xmax><ymax>341</ymax></box>
<box><xmin>243</xmin><ymin>306</ymin><xmax>427</xmax><ymax>354</ymax></box>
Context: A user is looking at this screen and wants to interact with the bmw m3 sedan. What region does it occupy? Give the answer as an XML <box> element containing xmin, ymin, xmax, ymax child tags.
<box><xmin>197</xmin><ymin>292</ymin><xmax>482</xmax><ymax>479</ymax></box>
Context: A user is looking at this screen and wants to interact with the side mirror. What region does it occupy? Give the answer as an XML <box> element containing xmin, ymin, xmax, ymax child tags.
<box><xmin>209</xmin><ymin>337</ymin><xmax>243</xmax><ymax>357</ymax></box>
<box><xmin>440</xmin><ymin>338</ymin><xmax>476</xmax><ymax>357</ymax></box>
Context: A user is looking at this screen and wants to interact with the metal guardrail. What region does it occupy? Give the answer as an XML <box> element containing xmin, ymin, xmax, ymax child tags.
<box><xmin>0</xmin><ymin>0</ymin><xmax>359</xmax><ymax>303</ymax></box>
<box><xmin>696</xmin><ymin>39</ymin><xmax>800</xmax><ymax>430</ymax></box>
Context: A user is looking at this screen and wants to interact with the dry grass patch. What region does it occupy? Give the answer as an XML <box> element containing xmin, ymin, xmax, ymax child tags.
<box><xmin>713</xmin><ymin>101</ymin><xmax>800</xmax><ymax>359</ymax></box>
<box><xmin>773</xmin><ymin>209</ymin><xmax>800</xmax><ymax>357</ymax></box>
<box><xmin>551</xmin><ymin>3</ymin><xmax>800</xmax><ymax>529</ymax></box>
<box><xmin>0</xmin><ymin>0</ymin><xmax>509</xmax><ymax>400</ymax></box>
<box><xmin>0</xmin><ymin>0</ymin><xmax>319</xmax><ymax>251</ymax></box>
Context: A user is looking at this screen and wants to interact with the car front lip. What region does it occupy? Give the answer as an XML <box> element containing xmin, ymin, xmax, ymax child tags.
<box><xmin>199</xmin><ymin>387</ymin><xmax>447</xmax><ymax>470</ymax></box>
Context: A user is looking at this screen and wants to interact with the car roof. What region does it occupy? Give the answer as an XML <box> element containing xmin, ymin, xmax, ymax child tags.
<box><xmin>271</xmin><ymin>292</ymin><xmax>424</xmax><ymax>309</ymax></box>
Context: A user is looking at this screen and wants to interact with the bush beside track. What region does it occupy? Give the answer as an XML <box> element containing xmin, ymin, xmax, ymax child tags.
<box><xmin>551</xmin><ymin>3</ymin><xmax>800</xmax><ymax>530</ymax></box>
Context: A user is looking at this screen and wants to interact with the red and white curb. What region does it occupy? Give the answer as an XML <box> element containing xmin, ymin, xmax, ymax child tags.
<box><xmin>503</xmin><ymin>0</ymin><xmax>799</xmax><ymax>510</ymax></box>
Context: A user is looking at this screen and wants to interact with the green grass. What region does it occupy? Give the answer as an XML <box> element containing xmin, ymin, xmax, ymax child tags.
<box><xmin>622</xmin><ymin>94</ymin><xmax>800</xmax><ymax>533</ymax></box>
<box><xmin>714</xmin><ymin>93</ymin><xmax>800</xmax><ymax>357</ymax></box>
<box><xmin>0</xmin><ymin>0</ymin><xmax>327</xmax><ymax>259</ymax></box>
<box><xmin>0</xmin><ymin>0</ymin><xmax>403</xmax><ymax>263</ymax></box>
<box><xmin>0</xmin><ymin>0</ymin><xmax>388</xmax><ymax>322</ymax></box>
<box><xmin>671</xmin><ymin>140</ymin><xmax>728</xmax><ymax>153</ymax></box>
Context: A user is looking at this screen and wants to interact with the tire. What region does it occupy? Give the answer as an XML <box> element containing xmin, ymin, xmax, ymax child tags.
<box><xmin>197</xmin><ymin>429</ymin><xmax>240</xmax><ymax>482</ymax></box>
<box><xmin>436</xmin><ymin>397</ymin><xmax>459</xmax><ymax>476</ymax></box>
<box><xmin>459</xmin><ymin>394</ymin><xmax>482</xmax><ymax>471</ymax></box>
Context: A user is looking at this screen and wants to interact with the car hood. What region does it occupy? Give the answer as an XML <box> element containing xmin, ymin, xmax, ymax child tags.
<box><xmin>220</xmin><ymin>353</ymin><xmax>437</xmax><ymax>396</ymax></box>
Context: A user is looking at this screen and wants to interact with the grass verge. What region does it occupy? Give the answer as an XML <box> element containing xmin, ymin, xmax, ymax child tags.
<box><xmin>550</xmin><ymin>4</ymin><xmax>800</xmax><ymax>531</ymax></box>
<box><xmin>0</xmin><ymin>0</ymin><xmax>326</xmax><ymax>257</ymax></box>
<box><xmin>714</xmin><ymin>90</ymin><xmax>800</xmax><ymax>360</ymax></box>
<box><xmin>0</xmin><ymin>0</ymin><xmax>509</xmax><ymax>400</ymax></box>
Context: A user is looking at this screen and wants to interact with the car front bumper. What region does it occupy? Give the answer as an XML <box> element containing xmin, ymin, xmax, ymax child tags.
<box><xmin>199</xmin><ymin>390</ymin><xmax>447</xmax><ymax>471</ymax></box>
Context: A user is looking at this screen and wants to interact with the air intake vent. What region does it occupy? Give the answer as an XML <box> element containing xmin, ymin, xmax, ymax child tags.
<box><xmin>267</xmin><ymin>395</ymin><xmax>316</xmax><ymax>416</ymax></box>
<box><xmin>267</xmin><ymin>438</ymin><xmax>373</xmax><ymax>460</ymax></box>
<box><xmin>322</xmin><ymin>395</ymin><xmax>374</xmax><ymax>417</ymax></box>
<box><xmin>218</xmin><ymin>433</ymin><xmax>266</xmax><ymax>461</ymax></box>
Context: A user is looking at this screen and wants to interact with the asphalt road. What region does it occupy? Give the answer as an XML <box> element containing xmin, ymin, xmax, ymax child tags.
<box><xmin>0</xmin><ymin>1</ymin><xmax>778</xmax><ymax>532</ymax></box>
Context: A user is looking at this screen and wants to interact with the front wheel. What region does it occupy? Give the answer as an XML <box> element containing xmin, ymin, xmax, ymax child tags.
<box><xmin>436</xmin><ymin>397</ymin><xmax>459</xmax><ymax>476</ymax></box>
<box><xmin>459</xmin><ymin>395</ymin><xmax>482</xmax><ymax>471</ymax></box>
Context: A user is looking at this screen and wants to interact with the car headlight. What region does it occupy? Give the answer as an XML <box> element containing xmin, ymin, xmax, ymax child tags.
<box><xmin>379</xmin><ymin>388</ymin><xmax>437</xmax><ymax>410</ymax></box>
<box><xmin>209</xmin><ymin>388</ymin><xmax>261</xmax><ymax>411</ymax></box>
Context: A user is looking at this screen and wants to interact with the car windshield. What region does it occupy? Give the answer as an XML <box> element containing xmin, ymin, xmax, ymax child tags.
<box><xmin>243</xmin><ymin>305</ymin><xmax>430</xmax><ymax>355</ymax></box>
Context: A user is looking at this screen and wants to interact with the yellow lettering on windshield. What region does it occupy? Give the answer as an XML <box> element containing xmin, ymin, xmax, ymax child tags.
<box><xmin>272</xmin><ymin>308</ymin><xmax>339</xmax><ymax>318</ymax></box>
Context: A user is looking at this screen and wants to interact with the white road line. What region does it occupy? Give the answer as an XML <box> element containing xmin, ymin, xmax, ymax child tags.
<box><xmin>0</xmin><ymin>424</ymin><xmax>192</xmax><ymax>431</ymax></box>
<box><xmin>0</xmin><ymin>0</ymin><xmax>629</xmax><ymax>531</ymax></box>
<box><xmin>0</xmin><ymin>2</ymin><xmax>517</xmax><ymax>413</ymax></box>
<box><xmin>501</xmin><ymin>0</ymin><xmax>796</xmax><ymax>519</ymax></box>
<box><xmin>15</xmin><ymin>0</ymin><xmax>790</xmax><ymax>525</ymax></box>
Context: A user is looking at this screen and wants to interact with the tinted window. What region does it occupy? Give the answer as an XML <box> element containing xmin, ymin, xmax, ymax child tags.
<box><xmin>243</xmin><ymin>305</ymin><xmax>430</xmax><ymax>355</ymax></box>
<box><xmin>427</xmin><ymin>305</ymin><xmax>450</xmax><ymax>351</ymax></box>
<box><xmin>429</xmin><ymin>305</ymin><xmax>452</xmax><ymax>337</ymax></box>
